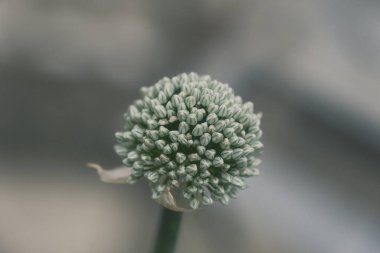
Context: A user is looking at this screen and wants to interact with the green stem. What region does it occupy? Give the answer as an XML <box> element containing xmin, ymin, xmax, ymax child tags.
<box><xmin>152</xmin><ymin>207</ymin><xmax>183</xmax><ymax>253</ymax></box>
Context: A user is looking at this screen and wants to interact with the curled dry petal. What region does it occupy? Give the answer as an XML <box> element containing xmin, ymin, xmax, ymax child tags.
<box><xmin>155</xmin><ymin>190</ymin><xmax>193</xmax><ymax>212</ymax></box>
<box><xmin>87</xmin><ymin>163</ymin><xmax>132</xmax><ymax>184</ymax></box>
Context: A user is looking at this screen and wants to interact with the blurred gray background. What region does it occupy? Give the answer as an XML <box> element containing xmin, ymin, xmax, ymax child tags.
<box><xmin>0</xmin><ymin>1</ymin><xmax>379</xmax><ymax>253</ymax></box>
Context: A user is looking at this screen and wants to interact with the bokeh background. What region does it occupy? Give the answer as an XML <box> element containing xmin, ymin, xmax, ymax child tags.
<box><xmin>1</xmin><ymin>1</ymin><xmax>379</xmax><ymax>253</ymax></box>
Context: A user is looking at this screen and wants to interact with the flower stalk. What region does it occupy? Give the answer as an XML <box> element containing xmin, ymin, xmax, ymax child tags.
<box><xmin>152</xmin><ymin>207</ymin><xmax>183</xmax><ymax>253</ymax></box>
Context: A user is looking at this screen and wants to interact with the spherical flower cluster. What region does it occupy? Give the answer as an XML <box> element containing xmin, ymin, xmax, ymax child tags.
<box><xmin>114</xmin><ymin>73</ymin><xmax>263</xmax><ymax>210</ymax></box>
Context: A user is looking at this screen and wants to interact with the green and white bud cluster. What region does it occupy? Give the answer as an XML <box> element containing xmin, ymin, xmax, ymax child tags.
<box><xmin>114</xmin><ymin>73</ymin><xmax>263</xmax><ymax>210</ymax></box>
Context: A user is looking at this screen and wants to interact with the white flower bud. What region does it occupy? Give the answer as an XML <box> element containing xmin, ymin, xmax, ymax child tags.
<box><xmin>207</xmin><ymin>103</ymin><xmax>219</xmax><ymax>114</ymax></box>
<box><xmin>186</xmin><ymin>164</ymin><xmax>198</xmax><ymax>175</ymax></box>
<box><xmin>155</xmin><ymin>140</ymin><xmax>166</xmax><ymax>150</ymax></box>
<box><xmin>217</xmin><ymin>104</ymin><xmax>228</xmax><ymax>117</ymax></box>
<box><xmin>212</xmin><ymin>132</ymin><xmax>224</xmax><ymax>143</ymax></box>
<box><xmin>179</xmin><ymin>122</ymin><xmax>190</xmax><ymax>134</ymax></box>
<box><xmin>177</xmin><ymin>110</ymin><xmax>189</xmax><ymax>121</ymax></box>
<box><xmin>171</xmin><ymin>95</ymin><xmax>183</xmax><ymax>108</ymax></box>
<box><xmin>147</xmin><ymin>130</ymin><xmax>160</xmax><ymax>141</ymax></box>
<box><xmin>176</xmin><ymin>153</ymin><xmax>186</xmax><ymax>164</ymax></box>
<box><xmin>202</xmin><ymin>195</ymin><xmax>213</xmax><ymax>205</ymax></box>
<box><xmin>158</xmin><ymin>91</ymin><xmax>168</xmax><ymax>104</ymax></box>
<box><xmin>115</xmin><ymin>145</ymin><xmax>128</xmax><ymax>157</ymax></box>
<box><xmin>159</xmin><ymin>126</ymin><xmax>169</xmax><ymax>137</ymax></box>
<box><xmin>169</xmin><ymin>131</ymin><xmax>179</xmax><ymax>142</ymax></box>
<box><xmin>232</xmin><ymin>148</ymin><xmax>244</xmax><ymax>160</ymax></box>
<box><xmin>200</xmin><ymin>159</ymin><xmax>212</xmax><ymax>170</ymax></box>
<box><xmin>185</xmin><ymin>96</ymin><xmax>197</xmax><ymax>109</ymax></box>
<box><xmin>196</xmin><ymin>146</ymin><xmax>206</xmax><ymax>155</ymax></box>
<box><xmin>186</xmin><ymin>113</ymin><xmax>198</xmax><ymax>126</ymax></box>
<box><xmin>212</xmin><ymin>157</ymin><xmax>224</xmax><ymax>167</ymax></box>
<box><xmin>147</xmin><ymin>171</ymin><xmax>159</xmax><ymax>182</ymax></box>
<box><xmin>153</xmin><ymin>104</ymin><xmax>167</xmax><ymax>118</ymax></box>
<box><xmin>200</xmin><ymin>93</ymin><xmax>211</xmax><ymax>106</ymax></box>
<box><xmin>163</xmin><ymin>145</ymin><xmax>172</xmax><ymax>155</ymax></box>
<box><xmin>214</xmin><ymin>120</ymin><xmax>226</xmax><ymax>132</ymax></box>
<box><xmin>196</xmin><ymin>109</ymin><xmax>206</xmax><ymax>121</ymax></box>
<box><xmin>170</xmin><ymin>143</ymin><xmax>179</xmax><ymax>152</ymax></box>
<box><xmin>131</xmin><ymin>128</ymin><xmax>144</xmax><ymax>139</ymax></box>
<box><xmin>200</xmin><ymin>133</ymin><xmax>211</xmax><ymax>146</ymax></box>
<box><xmin>188</xmin><ymin>153</ymin><xmax>201</xmax><ymax>162</ymax></box>
<box><xmin>221</xmin><ymin>150</ymin><xmax>233</xmax><ymax>160</ymax></box>
<box><xmin>206</xmin><ymin>113</ymin><xmax>218</xmax><ymax>125</ymax></box>
<box><xmin>192</xmin><ymin>124</ymin><xmax>204</xmax><ymax>137</ymax></box>
<box><xmin>205</xmin><ymin>149</ymin><xmax>216</xmax><ymax>160</ymax></box>
<box><xmin>190</xmin><ymin>198</ymin><xmax>200</xmax><ymax>210</ymax></box>
<box><xmin>127</xmin><ymin>151</ymin><xmax>139</xmax><ymax>161</ymax></box>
